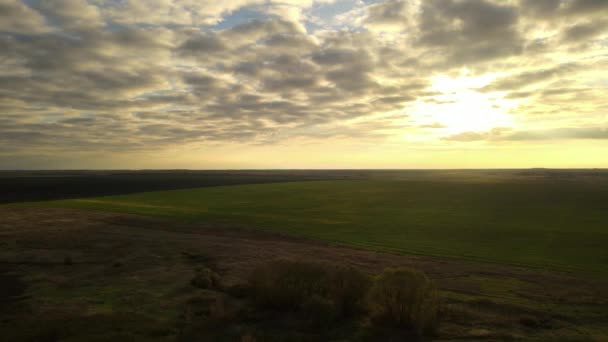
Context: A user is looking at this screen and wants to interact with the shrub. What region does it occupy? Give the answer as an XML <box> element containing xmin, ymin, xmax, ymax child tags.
<box><xmin>241</xmin><ymin>334</ymin><xmax>257</xmax><ymax>342</ymax></box>
<box><xmin>519</xmin><ymin>315</ymin><xmax>552</xmax><ymax>329</ymax></box>
<box><xmin>367</xmin><ymin>268</ymin><xmax>439</xmax><ymax>337</ymax></box>
<box><xmin>208</xmin><ymin>295</ymin><xmax>240</xmax><ymax>321</ymax></box>
<box><xmin>328</xmin><ymin>265</ymin><xmax>372</xmax><ymax>317</ymax></box>
<box><xmin>302</xmin><ymin>294</ymin><xmax>337</xmax><ymax>327</ymax></box>
<box><xmin>191</xmin><ymin>267</ymin><xmax>221</xmax><ymax>289</ymax></box>
<box><xmin>248</xmin><ymin>259</ymin><xmax>330</xmax><ymax>310</ymax></box>
<box><xmin>247</xmin><ymin>259</ymin><xmax>371</xmax><ymax>320</ymax></box>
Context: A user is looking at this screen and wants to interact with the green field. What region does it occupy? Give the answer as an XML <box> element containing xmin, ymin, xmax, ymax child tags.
<box><xmin>18</xmin><ymin>178</ymin><xmax>608</xmax><ymax>275</ymax></box>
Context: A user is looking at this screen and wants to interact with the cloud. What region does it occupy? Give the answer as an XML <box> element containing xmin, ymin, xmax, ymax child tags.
<box><xmin>178</xmin><ymin>33</ymin><xmax>227</xmax><ymax>55</ymax></box>
<box><xmin>519</xmin><ymin>0</ymin><xmax>562</xmax><ymax>18</ymax></box>
<box><xmin>419</xmin><ymin>122</ymin><xmax>447</xmax><ymax>129</ymax></box>
<box><xmin>0</xmin><ymin>0</ymin><xmax>606</xmax><ymax>168</ymax></box>
<box><xmin>444</xmin><ymin>127</ymin><xmax>608</xmax><ymax>142</ymax></box>
<box><xmin>562</xmin><ymin>20</ymin><xmax>608</xmax><ymax>42</ymax></box>
<box><xmin>565</xmin><ymin>0</ymin><xmax>608</xmax><ymax>16</ymax></box>
<box><xmin>364</xmin><ymin>0</ymin><xmax>414</xmax><ymax>33</ymax></box>
<box><xmin>34</xmin><ymin>0</ymin><xmax>104</xmax><ymax>31</ymax></box>
<box><xmin>417</xmin><ymin>0</ymin><xmax>524</xmax><ymax>65</ymax></box>
<box><xmin>520</xmin><ymin>0</ymin><xmax>608</xmax><ymax>18</ymax></box>
<box><xmin>0</xmin><ymin>0</ymin><xmax>49</xmax><ymax>33</ymax></box>
<box><xmin>100</xmin><ymin>0</ymin><xmax>258</xmax><ymax>27</ymax></box>
<box><xmin>482</xmin><ymin>63</ymin><xmax>581</xmax><ymax>92</ymax></box>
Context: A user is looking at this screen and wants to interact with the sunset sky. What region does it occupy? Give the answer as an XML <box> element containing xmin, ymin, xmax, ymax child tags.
<box><xmin>1</xmin><ymin>0</ymin><xmax>607</xmax><ymax>169</ymax></box>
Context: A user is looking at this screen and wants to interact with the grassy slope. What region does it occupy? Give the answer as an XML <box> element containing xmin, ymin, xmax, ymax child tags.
<box><xmin>16</xmin><ymin>179</ymin><xmax>608</xmax><ymax>275</ymax></box>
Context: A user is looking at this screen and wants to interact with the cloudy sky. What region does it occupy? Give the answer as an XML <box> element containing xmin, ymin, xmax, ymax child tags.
<box><xmin>1</xmin><ymin>0</ymin><xmax>607</xmax><ymax>169</ymax></box>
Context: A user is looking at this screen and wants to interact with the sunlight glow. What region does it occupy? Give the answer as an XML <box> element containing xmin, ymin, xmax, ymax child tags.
<box><xmin>414</xmin><ymin>73</ymin><xmax>518</xmax><ymax>134</ymax></box>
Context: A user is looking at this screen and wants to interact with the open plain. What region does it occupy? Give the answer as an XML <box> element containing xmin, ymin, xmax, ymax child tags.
<box><xmin>1</xmin><ymin>170</ymin><xmax>608</xmax><ymax>340</ymax></box>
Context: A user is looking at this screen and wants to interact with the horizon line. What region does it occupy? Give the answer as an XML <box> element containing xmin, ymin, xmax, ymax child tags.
<box><xmin>2</xmin><ymin>168</ymin><xmax>608</xmax><ymax>172</ymax></box>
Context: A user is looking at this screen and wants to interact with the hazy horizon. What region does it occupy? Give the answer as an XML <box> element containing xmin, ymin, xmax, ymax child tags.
<box><xmin>2</xmin><ymin>167</ymin><xmax>608</xmax><ymax>172</ymax></box>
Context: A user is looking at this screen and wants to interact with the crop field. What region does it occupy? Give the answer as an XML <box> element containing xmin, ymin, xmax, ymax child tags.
<box><xmin>17</xmin><ymin>175</ymin><xmax>608</xmax><ymax>276</ymax></box>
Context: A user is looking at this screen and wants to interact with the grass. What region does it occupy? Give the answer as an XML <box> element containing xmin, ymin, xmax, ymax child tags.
<box><xmin>13</xmin><ymin>178</ymin><xmax>608</xmax><ymax>275</ymax></box>
<box><xmin>2</xmin><ymin>204</ymin><xmax>607</xmax><ymax>340</ymax></box>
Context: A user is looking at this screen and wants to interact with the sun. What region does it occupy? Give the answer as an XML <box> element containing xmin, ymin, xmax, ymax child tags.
<box><xmin>414</xmin><ymin>72</ymin><xmax>518</xmax><ymax>134</ymax></box>
<box><xmin>431</xmin><ymin>89</ymin><xmax>515</xmax><ymax>133</ymax></box>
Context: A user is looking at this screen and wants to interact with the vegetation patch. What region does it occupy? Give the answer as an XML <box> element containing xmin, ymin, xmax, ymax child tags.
<box><xmin>22</xmin><ymin>178</ymin><xmax>608</xmax><ymax>275</ymax></box>
<box><xmin>191</xmin><ymin>267</ymin><xmax>221</xmax><ymax>290</ymax></box>
<box><xmin>246</xmin><ymin>260</ymin><xmax>439</xmax><ymax>339</ymax></box>
<box><xmin>367</xmin><ymin>268</ymin><xmax>440</xmax><ymax>338</ymax></box>
<box><xmin>248</xmin><ymin>259</ymin><xmax>371</xmax><ymax>320</ymax></box>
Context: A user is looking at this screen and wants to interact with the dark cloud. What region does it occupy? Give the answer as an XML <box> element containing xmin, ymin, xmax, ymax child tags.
<box><xmin>374</xmin><ymin>95</ymin><xmax>414</xmax><ymax>105</ymax></box>
<box><xmin>519</xmin><ymin>0</ymin><xmax>562</xmax><ymax>18</ymax></box>
<box><xmin>262</xmin><ymin>75</ymin><xmax>319</xmax><ymax>92</ymax></box>
<box><xmin>0</xmin><ymin>0</ymin><xmax>48</xmax><ymax>33</ymax></box>
<box><xmin>541</xmin><ymin>87</ymin><xmax>591</xmax><ymax>97</ymax></box>
<box><xmin>504</xmin><ymin>90</ymin><xmax>535</xmax><ymax>99</ymax></box>
<box><xmin>183</xmin><ymin>73</ymin><xmax>223</xmax><ymax>91</ymax></box>
<box><xmin>312</xmin><ymin>46</ymin><xmax>378</xmax><ymax>93</ymax></box>
<box><xmin>232</xmin><ymin>61</ymin><xmax>259</xmax><ymax>76</ymax></box>
<box><xmin>482</xmin><ymin>63</ymin><xmax>580</xmax><ymax>91</ymax></box>
<box><xmin>312</xmin><ymin>48</ymin><xmax>364</xmax><ymax>66</ymax></box>
<box><xmin>505</xmin><ymin>127</ymin><xmax>608</xmax><ymax>140</ymax></box>
<box><xmin>178</xmin><ymin>32</ymin><xmax>226</xmax><ymax>55</ymax></box>
<box><xmin>266</xmin><ymin>54</ymin><xmax>318</xmax><ymax>74</ymax></box>
<box><xmin>365</xmin><ymin>0</ymin><xmax>409</xmax><ymax>28</ymax></box>
<box><xmin>262</xmin><ymin>33</ymin><xmax>316</xmax><ymax>50</ymax></box>
<box><xmin>418</xmin><ymin>0</ymin><xmax>524</xmax><ymax>65</ymax></box>
<box><xmin>562</xmin><ymin>20</ymin><xmax>608</xmax><ymax>42</ymax></box>
<box><xmin>33</xmin><ymin>0</ymin><xmax>103</xmax><ymax>31</ymax></box>
<box><xmin>520</xmin><ymin>0</ymin><xmax>608</xmax><ymax>18</ymax></box>
<box><xmin>565</xmin><ymin>0</ymin><xmax>608</xmax><ymax>15</ymax></box>
<box><xmin>223</xmin><ymin>18</ymin><xmax>301</xmax><ymax>43</ymax></box>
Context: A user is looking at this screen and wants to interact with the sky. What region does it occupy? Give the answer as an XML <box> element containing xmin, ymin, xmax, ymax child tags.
<box><xmin>1</xmin><ymin>0</ymin><xmax>607</xmax><ymax>169</ymax></box>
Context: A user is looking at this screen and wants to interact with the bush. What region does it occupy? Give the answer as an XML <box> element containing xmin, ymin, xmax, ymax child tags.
<box><xmin>248</xmin><ymin>259</ymin><xmax>329</xmax><ymax>310</ymax></box>
<box><xmin>191</xmin><ymin>267</ymin><xmax>221</xmax><ymax>289</ymax></box>
<box><xmin>241</xmin><ymin>335</ymin><xmax>257</xmax><ymax>342</ymax></box>
<box><xmin>328</xmin><ymin>265</ymin><xmax>372</xmax><ymax>317</ymax></box>
<box><xmin>519</xmin><ymin>315</ymin><xmax>552</xmax><ymax>329</ymax></box>
<box><xmin>302</xmin><ymin>294</ymin><xmax>337</xmax><ymax>327</ymax></box>
<box><xmin>367</xmin><ymin>268</ymin><xmax>439</xmax><ymax>337</ymax></box>
<box><xmin>247</xmin><ymin>260</ymin><xmax>371</xmax><ymax>319</ymax></box>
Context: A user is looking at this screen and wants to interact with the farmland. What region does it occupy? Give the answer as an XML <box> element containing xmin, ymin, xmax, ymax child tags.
<box><xmin>18</xmin><ymin>174</ymin><xmax>608</xmax><ymax>275</ymax></box>
<box><xmin>2</xmin><ymin>169</ymin><xmax>608</xmax><ymax>340</ymax></box>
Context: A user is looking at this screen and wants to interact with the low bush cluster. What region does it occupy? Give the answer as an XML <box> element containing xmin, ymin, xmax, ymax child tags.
<box><xmin>248</xmin><ymin>260</ymin><xmax>371</xmax><ymax>320</ymax></box>
<box><xmin>190</xmin><ymin>267</ymin><xmax>221</xmax><ymax>290</ymax></box>
<box><xmin>247</xmin><ymin>259</ymin><xmax>440</xmax><ymax>338</ymax></box>
<box><xmin>368</xmin><ymin>268</ymin><xmax>439</xmax><ymax>336</ymax></box>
